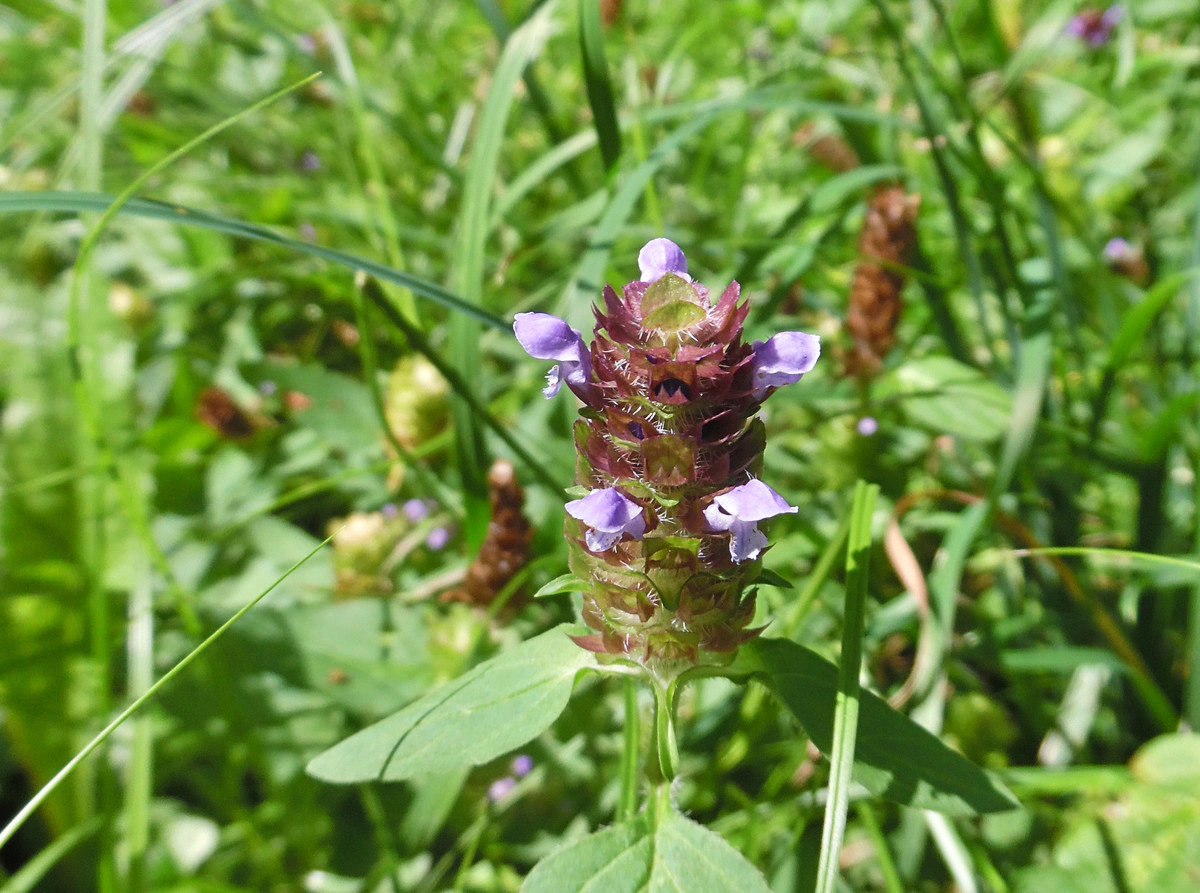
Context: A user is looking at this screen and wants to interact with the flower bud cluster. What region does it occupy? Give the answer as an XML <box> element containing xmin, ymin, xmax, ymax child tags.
<box><xmin>515</xmin><ymin>239</ymin><xmax>819</xmax><ymax>668</ymax></box>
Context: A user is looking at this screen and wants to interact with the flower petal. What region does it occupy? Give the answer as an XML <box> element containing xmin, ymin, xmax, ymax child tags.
<box><xmin>751</xmin><ymin>331</ymin><xmax>821</xmax><ymax>398</ymax></box>
<box><xmin>703</xmin><ymin>480</ymin><xmax>796</xmax><ymax>564</ymax></box>
<box><xmin>543</xmin><ymin>364</ymin><xmax>564</xmax><ymax>398</ymax></box>
<box><xmin>514</xmin><ymin>312</ymin><xmax>585</xmax><ymax>361</ymax></box>
<box><xmin>514</xmin><ymin>313</ymin><xmax>591</xmax><ymax>399</ymax></box>
<box><xmin>565</xmin><ymin>487</ymin><xmax>646</xmax><ymax>551</ymax></box>
<box><xmin>728</xmin><ymin>519</ymin><xmax>769</xmax><ymax>564</ymax></box>
<box><xmin>711</xmin><ymin>479</ymin><xmax>797</xmax><ymax>523</ymax></box>
<box><xmin>637</xmin><ymin>238</ymin><xmax>691</xmax><ymax>284</ymax></box>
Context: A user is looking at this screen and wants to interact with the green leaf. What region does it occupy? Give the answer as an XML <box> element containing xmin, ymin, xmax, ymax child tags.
<box><xmin>1011</xmin><ymin>734</ymin><xmax>1200</xmax><ymax>893</ymax></box>
<box><xmin>882</xmin><ymin>356</ymin><xmax>1013</xmax><ymax>442</ymax></box>
<box><xmin>522</xmin><ymin>811</ymin><xmax>772</xmax><ymax>893</ymax></box>
<box><xmin>728</xmin><ymin>637</ymin><xmax>1018</xmax><ymax>816</ymax></box>
<box><xmin>306</xmin><ymin>625</ymin><xmax>595</xmax><ymax>783</ymax></box>
<box><xmin>752</xmin><ymin>567</ymin><xmax>793</xmax><ymax>590</ymax></box>
<box><xmin>532</xmin><ymin>573</ymin><xmax>587</xmax><ymax>599</ymax></box>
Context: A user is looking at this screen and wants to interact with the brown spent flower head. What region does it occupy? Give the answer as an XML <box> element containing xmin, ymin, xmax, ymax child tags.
<box><xmin>442</xmin><ymin>460</ymin><xmax>533</xmax><ymax>608</ymax></box>
<box><xmin>844</xmin><ymin>187</ymin><xmax>920</xmax><ymax>377</ymax></box>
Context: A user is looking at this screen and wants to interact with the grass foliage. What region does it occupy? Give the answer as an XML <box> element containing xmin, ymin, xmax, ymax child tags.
<box><xmin>2</xmin><ymin>0</ymin><xmax>1199</xmax><ymax>890</ymax></box>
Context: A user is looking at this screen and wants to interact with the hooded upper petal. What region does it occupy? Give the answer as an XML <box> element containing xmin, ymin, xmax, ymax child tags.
<box><xmin>565</xmin><ymin>487</ymin><xmax>646</xmax><ymax>552</ymax></box>
<box><xmin>513</xmin><ymin>312</ymin><xmax>591</xmax><ymax>398</ymax></box>
<box><xmin>638</xmin><ymin>238</ymin><xmax>691</xmax><ymax>284</ymax></box>
<box><xmin>750</xmin><ymin>331</ymin><xmax>821</xmax><ymax>398</ymax></box>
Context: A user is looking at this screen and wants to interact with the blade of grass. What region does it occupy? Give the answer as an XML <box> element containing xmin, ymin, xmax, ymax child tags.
<box><xmin>0</xmin><ymin>191</ymin><xmax>506</xmax><ymax>330</ymax></box>
<box><xmin>781</xmin><ymin>512</ymin><xmax>851</xmax><ymax>639</ymax></box>
<box><xmin>78</xmin><ymin>2</ymin><xmax>112</xmax><ymax>886</ymax></box>
<box><xmin>1013</xmin><ymin>547</ymin><xmax>1200</xmax><ymax>575</ymax></box>
<box><xmin>1089</xmin><ymin>270</ymin><xmax>1199</xmax><ymax>440</ymax></box>
<box><xmin>814</xmin><ymin>480</ymin><xmax>879</xmax><ymax>893</ymax></box>
<box><xmin>0</xmin><ymin>818</ymin><xmax>102</xmax><ymax>893</ymax></box>
<box><xmin>578</xmin><ymin>0</ymin><xmax>621</xmax><ymax>172</ymax></box>
<box><xmin>0</xmin><ymin>536</ymin><xmax>333</xmax><ymax>855</ymax></box>
<box><xmin>924</xmin><ymin>811</ymin><xmax>977</xmax><ymax>893</ymax></box>
<box><xmin>867</xmin><ymin>0</ymin><xmax>991</xmax><ymax>366</ymax></box>
<box><xmin>452</xmin><ymin>0</ymin><xmax>558</xmax><ymax>541</ymax></box>
<box><xmin>320</xmin><ymin>16</ymin><xmax>417</xmax><ymax>325</ymax></box>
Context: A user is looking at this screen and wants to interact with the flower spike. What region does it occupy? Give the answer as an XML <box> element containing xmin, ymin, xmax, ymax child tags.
<box><xmin>513</xmin><ymin>238</ymin><xmax>819</xmax><ymax>666</ymax></box>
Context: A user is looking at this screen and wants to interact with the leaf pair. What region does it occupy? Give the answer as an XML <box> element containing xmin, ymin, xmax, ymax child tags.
<box><xmin>307</xmin><ymin>624</ymin><xmax>1017</xmax><ymax>816</ymax></box>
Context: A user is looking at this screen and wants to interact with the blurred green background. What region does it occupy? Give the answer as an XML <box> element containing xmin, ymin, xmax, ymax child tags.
<box><xmin>2</xmin><ymin>0</ymin><xmax>1199</xmax><ymax>890</ymax></box>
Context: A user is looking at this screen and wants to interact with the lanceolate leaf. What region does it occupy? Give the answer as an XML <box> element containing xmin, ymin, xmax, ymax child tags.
<box><xmin>307</xmin><ymin>625</ymin><xmax>595</xmax><ymax>783</ymax></box>
<box><xmin>522</xmin><ymin>811</ymin><xmax>772</xmax><ymax>893</ymax></box>
<box><xmin>729</xmin><ymin>637</ymin><xmax>1019</xmax><ymax>816</ymax></box>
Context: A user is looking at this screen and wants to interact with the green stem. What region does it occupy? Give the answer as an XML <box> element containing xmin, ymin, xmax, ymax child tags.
<box><xmin>618</xmin><ymin>678</ymin><xmax>640</xmax><ymax>821</ymax></box>
<box><xmin>654</xmin><ymin>679</ymin><xmax>679</xmax><ymax>782</ymax></box>
<box><xmin>814</xmin><ymin>480</ymin><xmax>879</xmax><ymax>893</ymax></box>
<box><xmin>123</xmin><ymin>553</ymin><xmax>153</xmax><ymax>893</ymax></box>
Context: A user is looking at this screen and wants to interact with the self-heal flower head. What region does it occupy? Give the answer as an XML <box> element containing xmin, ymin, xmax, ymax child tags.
<box><xmin>565</xmin><ymin>487</ymin><xmax>646</xmax><ymax>553</ymax></box>
<box><xmin>637</xmin><ymin>238</ymin><xmax>691</xmax><ymax>284</ymax></box>
<box><xmin>1066</xmin><ymin>5</ymin><xmax>1123</xmax><ymax>47</ymax></box>
<box><xmin>513</xmin><ymin>312</ymin><xmax>591</xmax><ymax>399</ymax></box>
<box><xmin>703</xmin><ymin>479</ymin><xmax>797</xmax><ymax>564</ymax></box>
<box><xmin>750</xmin><ymin>331</ymin><xmax>821</xmax><ymax>399</ymax></box>
<box><xmin>521</xmin><ymin>237</ymin><xmax>823</xmax><ymax>665</ymax></box>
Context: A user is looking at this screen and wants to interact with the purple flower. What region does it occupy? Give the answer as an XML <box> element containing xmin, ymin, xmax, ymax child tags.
<box><xmin>511</xmin><ymin>754</ymin><xmax>533</xmax><ymax>777</ymax></box>
<box><xmin>299</xmin><ymin>150</ymin><xmax>321</xmax><ymax>173</ymax></box>
<box><xmin>1103</xmin><ymin>237</ymin><xmax>1132</xmax><ymax>263</ymax></box>
<box><xmin>857</xmin><ymin>416</ymin><xmax>878</xmax><ymax>437</ymax></box>
<box><xmin>487</xmin><ymin>776</ymin><xmax>517</xmax><ymax>803</ymax></box>
<box><xmin>750</xmin><ymin>331</ymin><xmax>821</xmax><ymax>399</ymax></box>
<box><xmin>1066</xmin><ymin>6</ymin><xmax>1123</xmax><ymax>47</ymax></box>
<box><xmin>638</xmin><ymin>238</ymin><xmax>691</xmax><ymax>284</ymax></box>
<box><xmin>565</xmin><ymin>487</ymin><xmax>646</xmax><ymax>552</ymax></box>
<box><xmin>703</xmin><ymin>479</ymin><xmax>797</xmax><ymax>564</ymax></box>
<box><xmin>513</xmin><ymin>312</ymin><xmax>592</xmax><ymax>399</ymax></box>
<box><xmin>402</xmin><ymin>498</ymin><xmax>430</xmax><ymax>522</ymax></box>
<box><xmin>425</xmin><ymin>527</ymin><xmax>450</xmax><ymax>550</ymax></box>
<box><xmin>380</xmin><ymin>502</ymin><xmax>399</xmax><ymax>520</ymax></box>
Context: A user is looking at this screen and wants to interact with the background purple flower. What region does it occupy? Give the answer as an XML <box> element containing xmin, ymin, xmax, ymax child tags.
<box><xmin>487</xmin><ymin>777</ymin><xmax>517</xmax><ymax>804</ymax></box>
<box><xmin>857</xmin><ymin>416</ymin><xmax>879</xmax><ymax>437</ymax></box>
<box><xmin>1066</xmin><ymin>6</ymin><xmax>1123</xmax><ymax>47</ymax></box>
<box><xmin>403</xmin><ymin>498</ymin><xmax>430</xmax><ymax>522</ymax></box>
<box><xmin>565</xmin><ymin>487</ymin><xmax>646</xmax><ymax>552</ymax></box>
